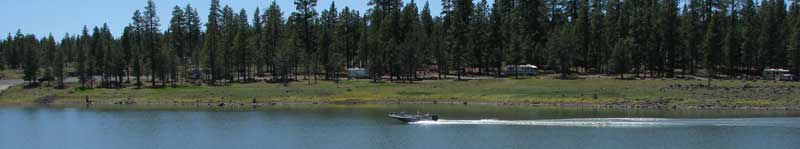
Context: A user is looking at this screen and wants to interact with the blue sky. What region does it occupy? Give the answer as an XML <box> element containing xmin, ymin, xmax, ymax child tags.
<box><xmin>1</xmin><ymin>0</ymin><xmax>473</xmax><ymax>40</ymax></box>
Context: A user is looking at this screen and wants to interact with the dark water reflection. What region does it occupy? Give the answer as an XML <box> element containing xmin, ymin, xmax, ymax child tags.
<box><xmin>2</xmin><ymin>105</ymin><xmax>800</xmax><ymax>149</ymax></box>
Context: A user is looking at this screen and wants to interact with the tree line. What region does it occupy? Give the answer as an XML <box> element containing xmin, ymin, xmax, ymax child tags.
<box><xmin>2</xmin><ymin>0</ymin><xmax>800</xmax><ymax>88</ymax></box>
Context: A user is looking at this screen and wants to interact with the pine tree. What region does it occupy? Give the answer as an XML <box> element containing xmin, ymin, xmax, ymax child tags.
<box><xmin>54</xmin><ymin>34</ymin><xmax>68</xmax><ymax>88</ymax></box>
<box><xmin>471</xmin><ymin>0</ymin><xmax>490</xmax><ymax>76</ymax></box>
<box><xmin>357</xmin><ymin>15</ymin><xmax>371</xmax><ymax>69</ymax></box>
<box><xmin>319</xmin><ymin>2</ymin><xmax>338</xmax><ymax>80</ymax></box>
<box><xmin>22</xmin><ymin>34</ymin><xmax>39</xmax><ymax>85</ymax></box>
<box><xmin>90</xmin><ymin>26</ymin><xmax>103</xmax><ymax>87</ymax></box>
<box><xmin>488</xmin><ymin>0</ymin><xmax>505</xmax><ymax>77</ymax></box>
<box><xmin>161</xmin><ymin>33</ymin><xmax>178</xmax><ymax>86</ymax></box>
<box><xmin>432</xmin><ymin>16</ymin><xmax>449</xmax><ymax>79</ymax></box>
<box><xmin>610</xmin><ymin>38</ymin><xmax>632</xmax><ymax>79</ymax></box>
<box><xmin>265</xmin><ymin>1</ymin><xmax>284</xmax><ymax>82</ymax></box>
<box><xmin>42</xmin><ymin>34</ymin><xmax>56</xmax><ymax>83</ymax></box>
<box><xmin>660</xmin><ymin>0</ymin><xmax>680</xmax><ymax>77</ymax></box>
<box><xmin>400</xmin><ymin>0</ymin><xmax>421</xmax><ymax>81</ymax></box>
<box><xmin>142</xmin><ymin>0</ymin><xmax>161</xmax><ymax>86</ymax></box>
<box><xmin>685</xmin><ymin>0</ymin><xmax>705</xmax><ymax>75</ymax></box>
<box><xmin>589</xmin><ymin>0</ymin><xmax>606</xmax><ymax>71</ymax></box>
<box><xmin>204</xmin><ymin>0</ymin><xmax>222</xmax><ymax>84</ymax></box>
<box><xmin>168</xmin><ymin>6</ymin><xmax>186</xmax><ymax>85</ymax></box>
<box><xmin>643</xmin><ymin>0</ymin><xmax>660</xmax><ymax>77</ymax></box>
<box><xmin>107</xmin><ymin>29</ymin><xmax>125</xmax><ymax>88</ymax></box>
<box><xmin>550</xmin><ymin>24</ymin><xmax>578</xmax><ymax>79</ymax></box>
<box><xmin>506</xmin><ymin>0</ymin><xmax>526</xmax><ymax>72</ymax></box>
<box><xmin>741</xmin><ymin>0</ymin><xmax>759</xmax><ymax>73</ymax></box>
<box><xmin>7</xmin><ymin>30</ymin><xmax>23</xmax><ymax>69</ymax></box>
<box><xmin>772</xmin><ymin>0</ymin><xmax>787</xmax><ymax>69</ymax></box>
<box><xmin>78</xmin><ymin>26</ymin><xmax>91</xmax><ymax>88</ymax></box>
<box><xmin>0</xmin><ymin>37</ymin><xmax>4</xmax><ymax>70</ymax></box>
<box><xmin>605</xmin><ymin>0</ymin><xmax>623</xmax><ymax>72</ymax></box>
<box><xmin>9</xmin><ymin>0</ymin><xmax>800</xmax><ymax>89</ymax></box>
<box><xmin>575</xmin><ymin>0</ymin><xmax>591</xmax><ymax>72</ymax></box>
<box><xmin>128</xmin><ymin>6</ymin><xmax>141</xmax><ymax>86</ymax></box>
<box><xmin>100</xmin><ymin>24</ymin><xmax>117</xmax><ymax>87</ymax></box>
<box><xmin>169</xmin><ymin>6</ymin><xmax>186</xmax><ymax>62</ymax></box>
<box><xmin>625</xmin><ymin>0</ymin><xmax>649</xmax><ymax>77</ymax></box>
<box><xmin>450</xmin><ymin>0</ymin><xmax>472</xmax><ymax>80</ymax></box>
<box><xmin>0</xmin><ymin>34</ymin><xmax>8</xmax><ymax>70</ymax></box>
<box><xmin>420</xmin><ymin>1</ymin><xmax>434</xmax><ymax>68</ymax></box>
<box><xmin>524</xmin><ymin>0</ymin><xmax>548</xmax><ymax>66</ymax></box>
<box><xmin>220</xmin><ymin>6</ymin><xmax>236</xmax><ymax>82</ymax></box>
<box><xmin>293</xmin><ymin>0</ymin><xmax>318</xmax><ymax>83</ymax></box>
<box><xmin>366</xmin><ymin>0</ymin><xmax>402</xmax><ymax>81</ymax></box>
<box><xmin>121</xmin><ymin>24</ymin><xmax>137</xmax><ymax>86</ymax></box>
<box><xmin>758</xmin><ymin>0</ymin><xmax>787</xmax><ymax>70</ymax></box>
<box><xmin>722</xmin><ymin>0</ymin><xmax>741</xmax><ymax>76</ymax></box>
<box><xmin>383</xmin><ymin>0</ymin><xmax>403</xmax><ymax>81</ymax></box>
<box><xmin>252</xmin><ymin>7</ymin><xmax>264</xmax><ymax>77</ymax></box>
<box><xmin>234</xmin><ymin>9</ymin><xmax>252</xmax><ymax>81</ymax></box>
<box><xmin>704</xmin><ymin>13</ymin><xmax>722</xmax><ymax>86</ymax></box>
<box><xmin>336</xmin><ymin>7</ymin><xmax>360</xmax><ymax>79</ymax></box>
<box><xmin>339</xmin><ymin>7</ymin><xmax>361</xmax><ymax>69</ymax></box>
<box><xmin>184</xmin><ymin>4</ymin><xmax>202</xmax><ymax>79</ymax></box>
<box><xmin>790</xmin><ymin>1</ymin><xmax>800</xmax><ymax>77</ymax></box>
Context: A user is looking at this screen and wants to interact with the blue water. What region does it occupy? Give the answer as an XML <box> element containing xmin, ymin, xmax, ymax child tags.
<box><xmin>2</xmin><ymin>105</ymin><xmax>799</xmax><ymax>149</ymax></box>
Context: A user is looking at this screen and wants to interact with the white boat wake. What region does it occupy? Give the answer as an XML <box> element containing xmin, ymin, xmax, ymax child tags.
<box><xmin>409</xmin><ymin>117</ymin><xmax>800</xmax><ymax>127</ymax></box>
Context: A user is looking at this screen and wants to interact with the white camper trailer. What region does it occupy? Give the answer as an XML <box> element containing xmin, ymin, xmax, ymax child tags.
<box><xmin>347</xmin><ymin>68</ymin><xmax>369</xmax><ymax>79</ymax></box>
<box><xmin>504</xmin><ymin>64</ymin><xmax>538</xmax><ymax>76</ymax></box>
<box><xmin>762</xmin><ymin>69</ymin><xmax>796</xmax><ymax>81</ymax></box>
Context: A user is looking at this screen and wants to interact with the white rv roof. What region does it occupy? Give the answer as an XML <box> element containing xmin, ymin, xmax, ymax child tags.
<box><xmin>764</xmin><ymin>69</ymin><xmax>789</xmax><ymax>72</ymax></box>
<box><xmin>508</xmin><ymin>64</ymin><xmax>538</xmax><ymax>69</ymax></box>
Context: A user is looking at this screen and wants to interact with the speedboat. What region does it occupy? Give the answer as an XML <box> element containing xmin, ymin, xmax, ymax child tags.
<box><xmin>388</xmin><ymin>112</ymin><xmax>439</xmax><ymax>123</ymax></box>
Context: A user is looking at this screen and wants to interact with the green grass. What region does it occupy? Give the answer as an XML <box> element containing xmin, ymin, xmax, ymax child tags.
<box><xmin>0</xmin><ymin>69</ymin><xmax>23</xmax><ymax>80</ymax></box>
<box><xmin>2</xmin><ymin>76</ymin><xmax>800</xmax><ymax>107</ymax></box>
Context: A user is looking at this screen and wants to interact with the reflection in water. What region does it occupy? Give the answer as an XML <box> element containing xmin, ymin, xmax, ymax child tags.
<box><xmin>411</xmin><ymin>118</ymin><xmax>800</xmax><ymax>127</ymax></box>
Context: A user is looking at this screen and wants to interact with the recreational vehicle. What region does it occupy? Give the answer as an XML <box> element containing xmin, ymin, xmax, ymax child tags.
<box><xmin>504</xmin><ymin>64</ymin><xmax>538</xmax><ymax>76</ymax></box>
<box><xmin>347</xmin><ymin>68</ymin><xmax>369</xmax><ymax>79</ymax></box>
<box><xmin>762</xmin><ymin>69</ymin><xmax>796</xmax><ymax>81</ymax></box>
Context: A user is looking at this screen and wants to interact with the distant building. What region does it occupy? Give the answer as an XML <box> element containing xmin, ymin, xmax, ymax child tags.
<box><xmin>504</xmin><ymin>64</ymin><xmax>538</xmax><ymax>76</ymax></box>
<box><xmin>347</xmin><ymin>68</ymin><xmax>369</xmax><ymax>79</ymax></box>
<box><xmin>762</xmin><ymin>68</ymin><xmax>796</xmax><ymax>81</ymax></box>
<box><xmin>189</xmin><ymin>68</ymin><xmax>209</xmax><ymax>80</ymax></box>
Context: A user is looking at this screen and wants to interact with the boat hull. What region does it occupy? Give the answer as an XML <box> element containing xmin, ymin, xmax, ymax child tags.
<box><xmin>388</xmin><ymin>113</ymin><xmax>438</xmax><ymax>123</ymax></box>
<box><xmin>390</xmin><ymin>116</ymin><xmax>420</xmax><ymax>123</ymax></box>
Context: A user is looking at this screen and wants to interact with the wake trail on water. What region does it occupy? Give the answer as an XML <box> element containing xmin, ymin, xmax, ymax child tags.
<box><xmin>409</xmin><ymin>117</ymin><xmax>800</xmax><ymax>127</ymax></box>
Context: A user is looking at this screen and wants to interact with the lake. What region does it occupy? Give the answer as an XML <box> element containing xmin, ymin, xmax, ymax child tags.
<box><xmin>2</xmin><ymin>104</ymin><xmax>800</xmax><ymax>149</ymax></box>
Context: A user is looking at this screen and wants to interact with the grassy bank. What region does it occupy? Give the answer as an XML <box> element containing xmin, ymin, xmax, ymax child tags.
<box><xmin>0</xmin><ymin>69</ymin><xmax>23</xmax><ymax>80</ymax></box>
<box><xmin>2</xmin><ymin>77</ymin><xmax>800</xmax><ymax>108</ymax></box>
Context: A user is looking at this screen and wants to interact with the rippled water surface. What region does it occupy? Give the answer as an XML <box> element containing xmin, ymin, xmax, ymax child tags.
<box><xmin>2</xmin><ymin>105</ymin><xmax>800</xmax><ymax>149</ymax></box>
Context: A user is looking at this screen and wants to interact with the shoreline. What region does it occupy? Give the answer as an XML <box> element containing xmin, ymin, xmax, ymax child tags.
<box><xmin>3</xmin><ymin>100</ymin><xmax>799</xmax><ymax>111</ymax></box>
<box><xmin>2</xmin><ymin>78</ymin><xmax>799</xmax><ymax>111</ymax></box>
